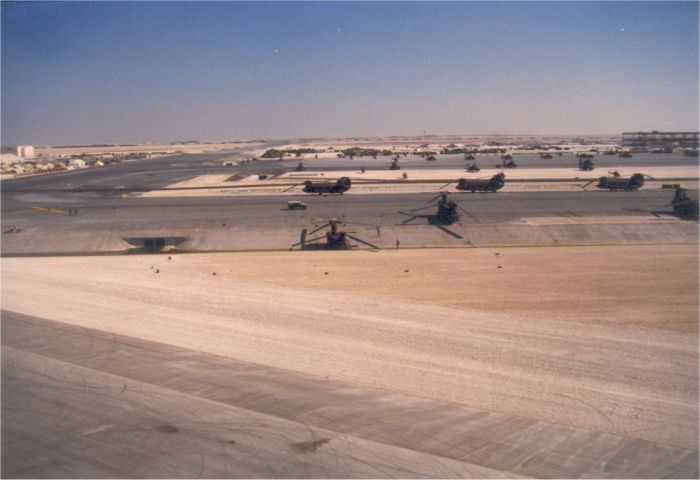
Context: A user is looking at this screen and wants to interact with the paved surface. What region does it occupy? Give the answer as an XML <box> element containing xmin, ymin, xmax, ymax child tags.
<box><xmin>2</xmin><ymin>189</ymin><xmax>697</xmax><ymax>254</ymax></box>
<box><xmin>3</xmin><ymin>311</ymin><xmax>697</xmax><ymax>478</ymax></box>
<box><xmin>2</xmin><ymin>150</ymin><xmax>697</xmax><ymax>254</ymax></box>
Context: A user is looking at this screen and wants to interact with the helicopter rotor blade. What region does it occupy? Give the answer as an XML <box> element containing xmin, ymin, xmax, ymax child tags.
<box><xmin>439</xmin><ymin>182</ymin><xmax>452</xmax><ymax>189</ymax></box>
<box><xmin>456</xmin><ymin>205</ymin><xmax>480</xmax><ymax>222</ymax></box>
<box><xmin>427</xmin><ymin>193</ymin><xmax>442</xmax><ymax>204</ymax></box>
<box><xmin>343</xmin><ymin>221</ymin><xmax>380</xmax><ymax>227</ymax></box>
<box><xmin>305</xmin><ymin>235</ymin><xmax>328</xmax><ymax>243</ymax></box>
<box><xmin>282</xmin><ymin>183</ymin><xmax>300</xmax><ymax>193</ymax></box>
<box><xmin>580</xmin><ymin>180</ymin><xmax>595</xmax><ymax>189</ymax></box>
<box><xmin>307</xmin><ymin>222</ymin><xmax>331</xmax><ymax>236</ymax></box>
<box><xmin>432</xmin><ymin>223</ymin><xmax>464</xmax><ymax>239</ymax></box>
<box><xmin>292</xmin><ymin>235</ymin><xmax>326</xmax><ymax>246</ymax></box>
<box><xmin>292</xmin><ymin>228</ymin><xmax>307</xmax><ymax>247</ymax></box>
<box><xmin>346</xmin><ymin>234</ymin><xmax>380</xmax><ymax>250</ymax></box>
<box><xmin>398</xmin><ymin>212</ymin><xmax>422</xmax><ymax>224</ymax></box>
<box><xmin>409</xmin><ymin>204</ymin><xmax>436</xmax><ymax>213</ymax></box>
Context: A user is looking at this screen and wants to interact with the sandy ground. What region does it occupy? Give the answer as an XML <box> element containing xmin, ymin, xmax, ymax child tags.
<box><xmin>2</xmin><ymin>245</ymin><xmax>697</xmax><ymax>452</ymax></box>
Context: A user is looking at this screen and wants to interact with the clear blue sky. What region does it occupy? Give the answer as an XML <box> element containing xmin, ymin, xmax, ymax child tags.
<box><xmin>2</xmin><ymin>1</ymin><xmax>698</xmax><ymax>145</ymax></box>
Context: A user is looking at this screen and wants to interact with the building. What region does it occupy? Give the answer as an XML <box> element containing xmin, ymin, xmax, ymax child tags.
<box><xmin>621</xmin><ymin>131</ymin><xmax>699</xmax><ymax>152</ymax></box>
<box><xmin>1</xmin><ymin>145</ymin><xmax>36</xmax><ymax>158</ymax></box>
<box><xmin>17</xmin><ymin>145</ymin><xmax>35</xmax><ymax>158</ymax></box>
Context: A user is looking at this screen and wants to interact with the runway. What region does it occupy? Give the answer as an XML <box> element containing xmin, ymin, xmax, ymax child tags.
<box><xmin>1</xmin><ymin>189</ymin><xmax>695</xmax><ymax>254</ymax></box>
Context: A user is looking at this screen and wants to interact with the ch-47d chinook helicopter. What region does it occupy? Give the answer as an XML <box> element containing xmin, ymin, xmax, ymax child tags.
<box><xmin>441</xmin><ymin>172</ymin><xmax>505</xmax><ymax>193</ymax></box>
<box><xmin>399</xmin><ymin>191</ymin><xmax>478</xmax><ymax>239</ymax></box>
<box><xmin>578</xmin><ymin>156</ymin><xmax>595</xmax><ymax>171</ymax></box>
<box><xmin>283</xmin><ymin>177</ymin><xmax>352</xmax><ymax>194</ymax></box>
<box><xmin>581</xmin><ymin>172</ymin><xmax>652</xmax><ymax>191</ymax></box>
<box><xmin>291</xmin><ymin>218</ymin><xmax>380</xmax><ymax>250</ymax></box>
<box><xmin>671</xmin><ymin>187</ymin><xmax>699</xmax><ymax>220</ymax></box>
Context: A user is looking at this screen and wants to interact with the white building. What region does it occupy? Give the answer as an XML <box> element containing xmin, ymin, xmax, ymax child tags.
<box><xmin>14</xmin><ymin>146</ymin><xmax>35</xmax><ymax>158</ymax></box>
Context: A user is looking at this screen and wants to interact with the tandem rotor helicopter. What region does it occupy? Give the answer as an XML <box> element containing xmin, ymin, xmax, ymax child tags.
<box><xmin>399</xmin><ymin>191</ymin><xmax>478</xmax><ymax>239</ymax></box>
<box><xmin>580</xmin><ymin>172</ymin><xmax>655</xmax><ymax>191</ymax></box>
<box><xmin>441</xmin><ymin>172</ymin><xmax>506</xmax><ymax>193</ymax></box>
<box><xmin>291</xmin><ymin>218</ymin><xmax>381</xmax><ymax>250</ymax></box>
<box><xmin>283</xmin><ymin>177</ymin><xmax>352</xmax><ymax>195</ymax></box>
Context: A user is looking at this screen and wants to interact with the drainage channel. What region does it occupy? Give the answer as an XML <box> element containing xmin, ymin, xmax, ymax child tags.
<box><xmin>122</xmin><ymin>236</ymin><xmax>187</xmax><ymax>253</ymax></box>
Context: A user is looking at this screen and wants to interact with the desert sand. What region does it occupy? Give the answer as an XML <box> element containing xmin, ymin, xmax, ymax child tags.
<box><xmin>2</xmin><ymin>244</ymin><xmax>697</xmax><ymax>452</ymax></box>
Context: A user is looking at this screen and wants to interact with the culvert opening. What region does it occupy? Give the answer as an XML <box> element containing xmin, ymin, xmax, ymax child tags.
<box><xmin>122</xmin><ymin>236</ymin><xmax>186</xmax><ymax>253</ymax></box>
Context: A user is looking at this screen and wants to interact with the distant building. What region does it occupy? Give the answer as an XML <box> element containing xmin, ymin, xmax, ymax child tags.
<box><xmin>15</xmin><ymin>146</ymin><xmax>35</xmax><ymax>158</ymax></box>
<box><xmin>621</xmin><ymin>131</ymin><xmax>699</xmax><ymax>152</ymax></box>
<box><xmin>1</xmin><ymin>145</ymin><xmax>36</xmax><ymax>159</ymax></box>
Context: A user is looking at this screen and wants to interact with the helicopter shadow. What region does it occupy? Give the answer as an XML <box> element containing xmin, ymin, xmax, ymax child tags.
<box><xmin>620</xmin><ymin>207</ymin><xmax>670</xmax><ymax>218</ymax></box>
<box><xmin>398</xmin><ymin>213</ymin><xmax>465</xmax><ymax>239</ymax></box>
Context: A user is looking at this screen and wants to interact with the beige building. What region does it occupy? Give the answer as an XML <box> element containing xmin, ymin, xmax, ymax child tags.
<box><xmin>14</xmin><ymin>145</ymin><xmax>36</xmax><ymax>158</ymax></box>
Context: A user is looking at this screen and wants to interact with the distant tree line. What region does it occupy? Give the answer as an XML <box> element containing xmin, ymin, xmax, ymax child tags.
<box><xmin>260</xmin><ymin>148</ymin><xmax>323</xmax><ymax>158</ymax></box>
<box><xmin>439</xmin><ymin>147</ymin><xmax>467</xmax><ymax>154</ymax></box>
<box><xmin>340</xmin><ymin>147</ymin><xmax>393</xmax><ymax>158</ymax></box>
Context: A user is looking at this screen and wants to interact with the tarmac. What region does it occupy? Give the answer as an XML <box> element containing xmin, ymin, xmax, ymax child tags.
<box><xmin>2</xmin><ymin>189</ymin><xmax>697</xmax><ymax>254</ymax></box>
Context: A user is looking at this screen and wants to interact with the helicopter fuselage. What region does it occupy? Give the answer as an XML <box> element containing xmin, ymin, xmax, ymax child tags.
<box><xmin>303</xmin><ymin>177</ymin><xmax>352</xmax><ymax>194</ymax></box>
<box><xmin>596</xmin><ymin>174</ymin><xmax>644</xmax><ymax>191</ymax></box>
<box><xmin>456</xmin><ymin>174</ymin><xmax>505</xmax><ymax>192</ymax></box>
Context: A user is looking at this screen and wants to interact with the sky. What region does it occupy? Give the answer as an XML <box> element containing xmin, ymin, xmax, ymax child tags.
<box><xmin>1</xmin><ymin>1</ymin><xmax>699</xmax><ymax>145</ymax></box>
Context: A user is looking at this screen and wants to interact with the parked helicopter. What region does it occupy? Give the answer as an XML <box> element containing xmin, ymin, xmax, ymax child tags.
<box><xmin>578</xmin><ymin>157</ymin><xmax>595</xmax><ymax>171</ymax></box>
<box><xmin>291</xmin><ymin>218</ymin><xmax>380</xmax><ymax>250</ymax></box>
<box><xmin>496</xmin><ymin>154</ymin><xmax>517</xmax><ymax>168</ymax></box>
<box><xmin>399</xmin><ymin>191</ymin><xmax>476</xmax><ymax>239</ymax></box>
<box><xmin>389</xmin><ymin>158</ymin><xmax>401</xmax><ymax>170</ymax></box>
<box><xmin>284</xmin><ymin>177</ymin><xmax>352</xmax><ymax>194</ymax></box>
<box><xmin>671</xmin><ymin>187</ymin><xmax>699</xmax><ymax>220</ymax></box>
<box><xmin>621</xmin><ymin>187</ymin><xmax>698</xmax><ymax>220</ymax></box>
<box><xmin>581</xmin><ymin>173</ymin><xmax>651</xmax><ymax>191</ymax></box>
<box><xmin>441</xmin><ymin>172</ymin><xmax>505</xmax><ymax>193</ymax></box>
